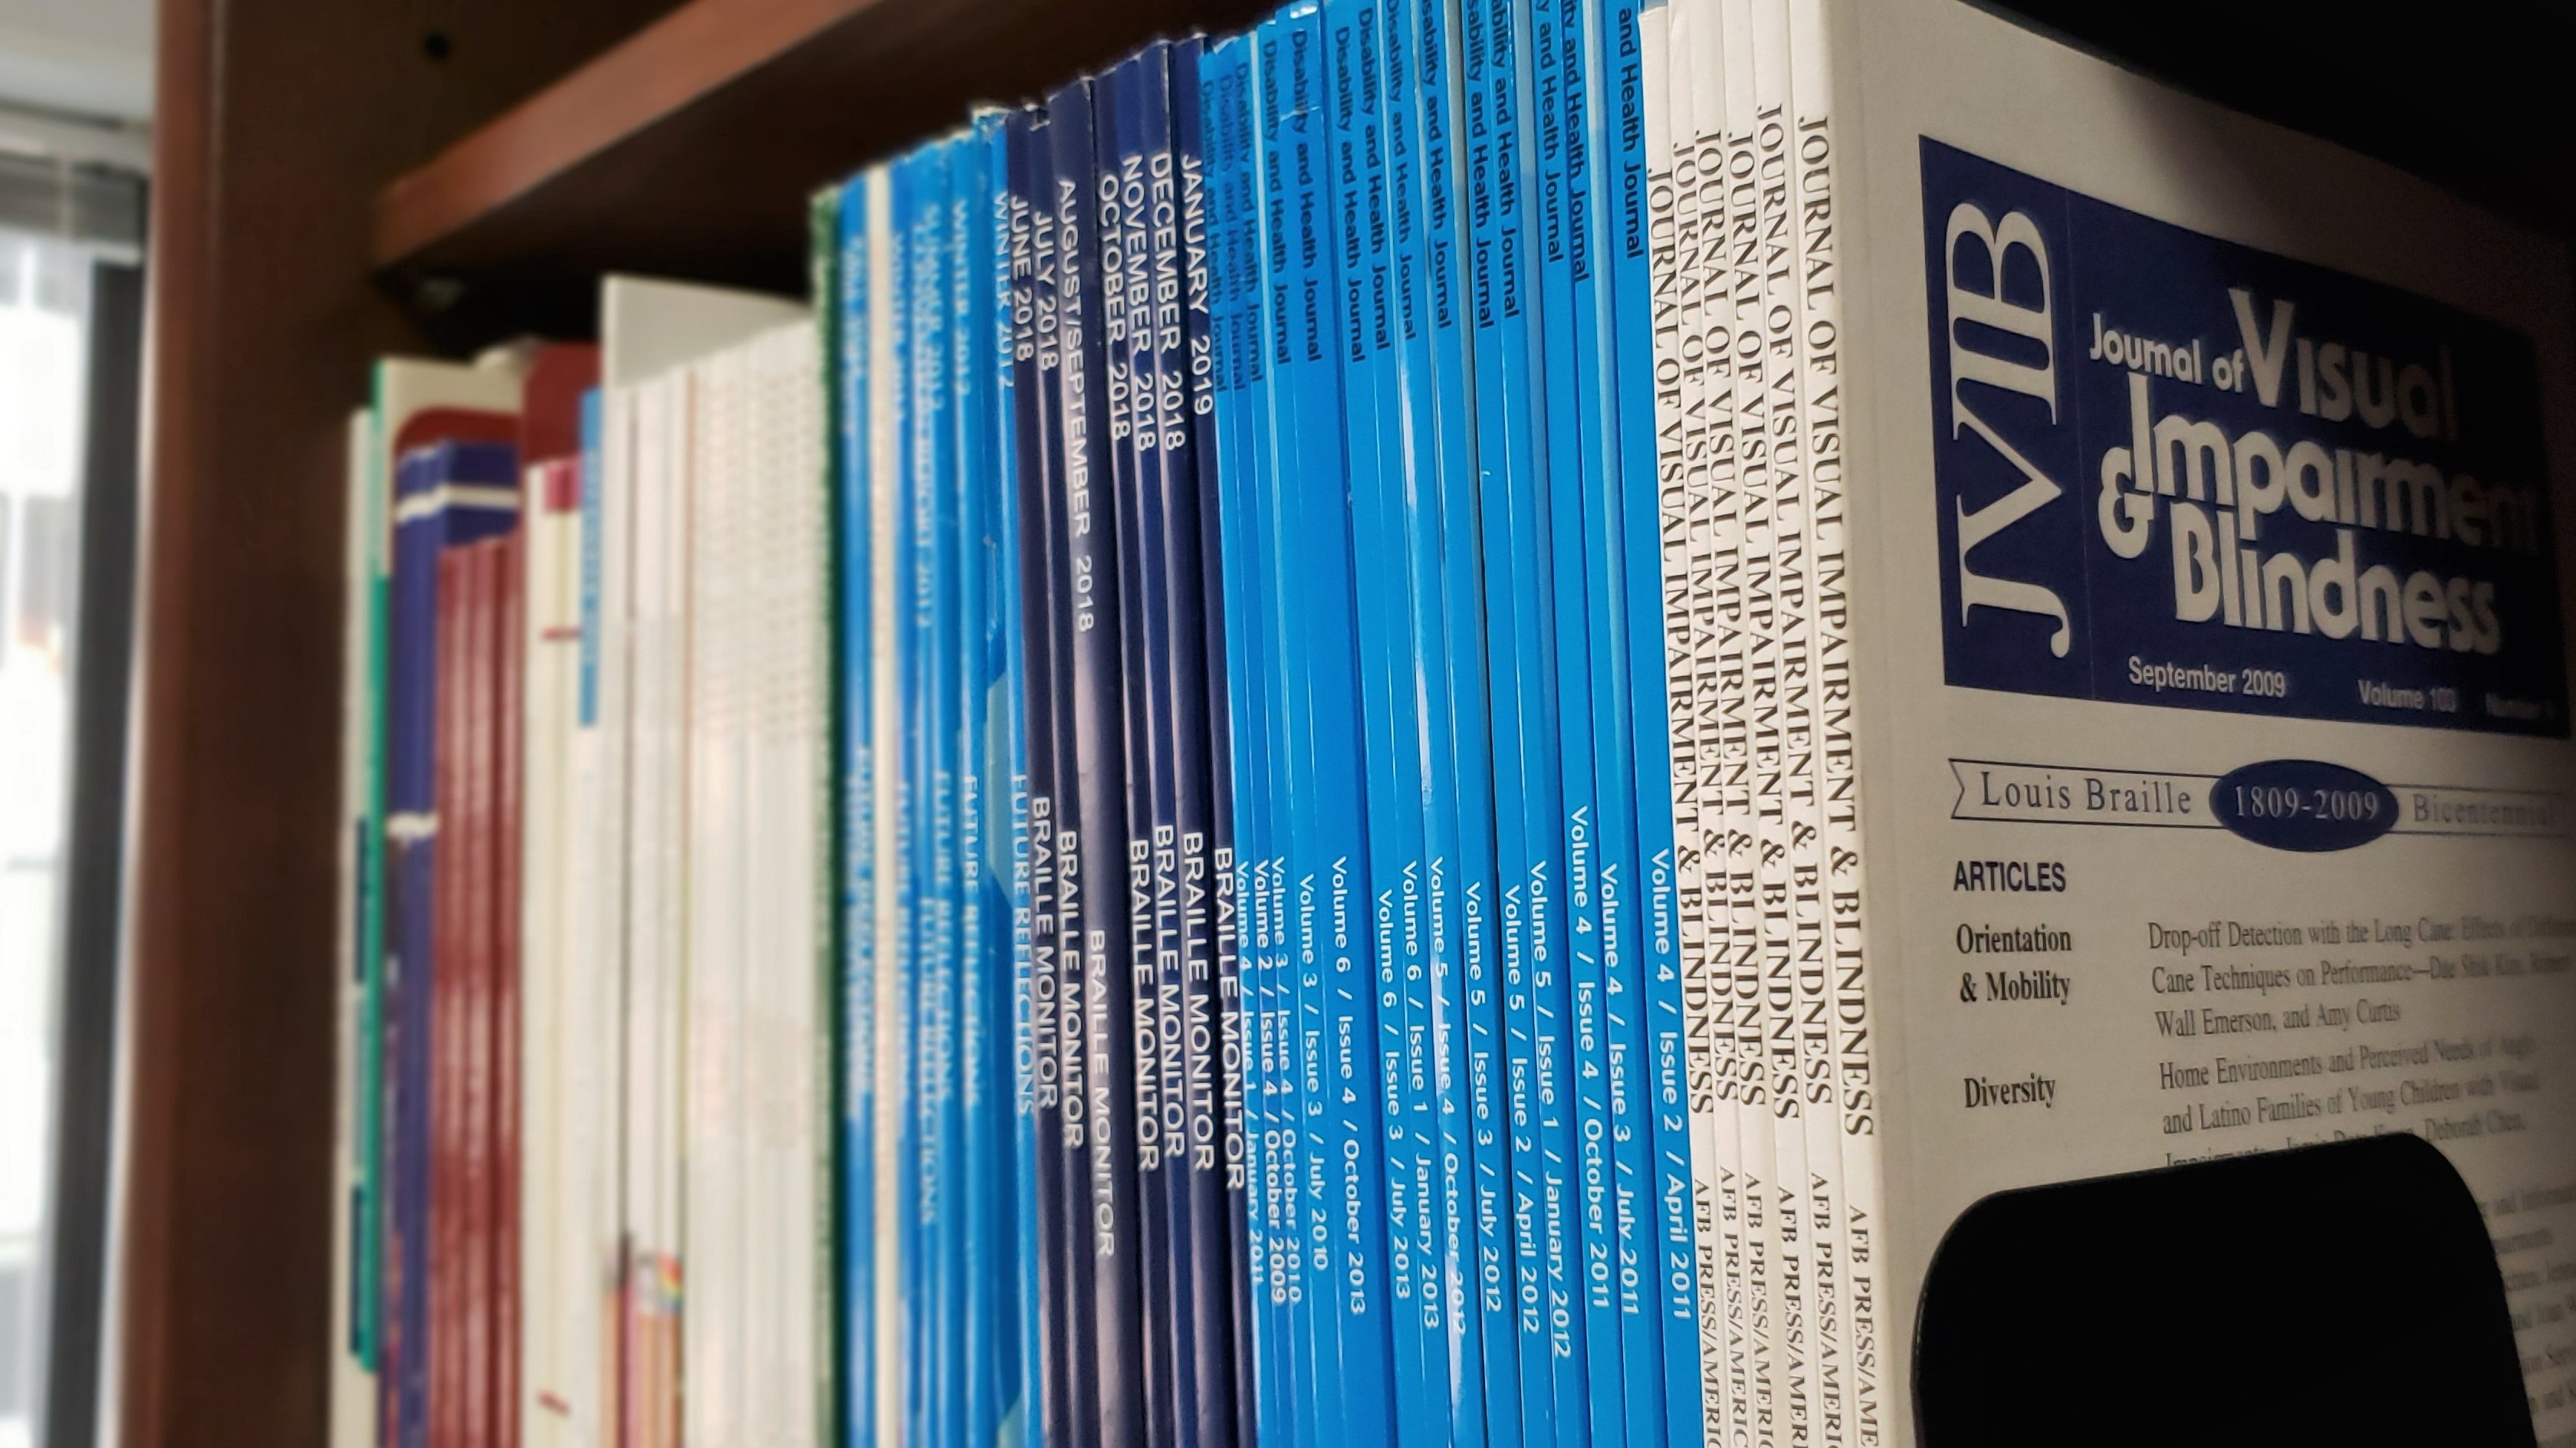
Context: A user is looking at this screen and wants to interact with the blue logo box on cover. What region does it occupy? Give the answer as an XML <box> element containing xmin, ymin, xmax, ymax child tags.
<box><xmin>1921</xmin><ymin>138</ymin><xmax>2569</xmax><ymax>736</ymax></box>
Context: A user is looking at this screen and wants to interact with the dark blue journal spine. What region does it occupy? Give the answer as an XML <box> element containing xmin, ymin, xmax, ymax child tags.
<box><xmin>1163</xmin><ymin>36</ymin><xmax>1250</xmax><ymax>1448</ymax></box>
<box><xmin>1047</xmin><ymin>74</ymin><xmax>1151</xmax><ymax>1448</ymax></box>
<box><xmin>1096</xmin><ymin>51</ymin><xmax>1188</xmax><ymax>1448</ymax></box>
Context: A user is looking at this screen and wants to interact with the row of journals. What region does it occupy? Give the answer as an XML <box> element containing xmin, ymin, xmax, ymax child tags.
<box><xmin>331</xmin><ymin>0</ymin><xmax>2576</xmax><ymax>1443</ymax></box>
<box><xmin>334</xmin><ymin>298</ymin><xmax>834</xmax><ymax>1448</ymax></box>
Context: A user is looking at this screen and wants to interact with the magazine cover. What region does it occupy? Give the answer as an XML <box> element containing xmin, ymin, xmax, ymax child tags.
<box><xmin>1823</xmin><ymin>0</ymin><xmax>2576</xmax><ymax>1437</ymax></box>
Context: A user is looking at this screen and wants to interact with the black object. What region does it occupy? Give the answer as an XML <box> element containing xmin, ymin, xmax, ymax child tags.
<box><xmin>43</xmin><ymin>258</ymin><xmax>146</xmax><ymax>1448</ymax></box>
<box><xmin>1916</xmin><ymin>1134</ymin><xmax>2535</xmax><ymax>1447</ymax></box>
<box><xmin>1976</xmin><ymin>0</ymin><xmax>2576</xmax><ymax>246</ymax></box>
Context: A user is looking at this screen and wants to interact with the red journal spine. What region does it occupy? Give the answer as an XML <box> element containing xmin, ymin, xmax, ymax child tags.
<box><xmin>493</xmin><ymin>530</ymin><xmax>527</xmax><ymax>1448</ymax></box>
<box><xmin>462</xmin><ymin>539</ymin><xmax>496</xmax><ymax>1448</ymax></box>
<box><xmin>431</xmin><ymin>547</ymin><xmax>469</xmax><ymax>1448</ymax></box>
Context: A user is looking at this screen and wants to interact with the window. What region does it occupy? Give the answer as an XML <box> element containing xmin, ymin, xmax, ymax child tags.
<box><xmin>0</xmin><ymin>208</ymin><xmax>144</xmax><ymax>1448</ymax></box>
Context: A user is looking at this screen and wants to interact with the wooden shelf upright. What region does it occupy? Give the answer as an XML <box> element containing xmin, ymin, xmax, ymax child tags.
<box><xmin>118</xmin><ymin>0</ymin><xmax>2576</xmax><ymax>1446</ymax></box>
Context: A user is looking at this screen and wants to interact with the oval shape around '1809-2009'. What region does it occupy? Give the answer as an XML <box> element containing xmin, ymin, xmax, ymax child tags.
<box><xmin>2210</xmin><ymin>759</ymin><xmax>2401</xmax><ymax>853</ymax></box>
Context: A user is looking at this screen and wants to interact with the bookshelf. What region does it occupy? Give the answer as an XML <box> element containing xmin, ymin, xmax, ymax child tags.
<box><xmin>123</xmin><ymin>2</ymin><xmax>1254</xmax><ymax>1446</ymax></box>
<box><xmin>122</xmin><ymin>1</ymin><xmax>2576</xmax><ymax>1446</ymax></box>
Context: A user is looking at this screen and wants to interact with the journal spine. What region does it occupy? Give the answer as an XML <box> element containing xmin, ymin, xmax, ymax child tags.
<box><xmin>960</xmin><ymin>114</ymin><xmax>1017</xmax><ymax>1448</ymax></box>
<box><xmin>886</xmin><ymin>149</ymin><xmax>924</xmax><ymax>1448</ymax></box>
<box><xmin>1001</xmin><ymin>104</ymin><xmax>1069</xmax><ymax>1448</ymax></box>
<box><xmin>1162</xmin><ymin>39</ymin><xmax>1250</xmax><ymax>1448</ymax></box>
<box><xmin>496</xmin><ymin>530</ymin><xmax>531</xmax><ymax>1448</ymax></box>
<box><xmin>1378</xmin><ymin>2</ymin><xmax>1483</xmax><ymax>1440</ymax></box>
<box><xmin>1030</xmin><ymin>103</ymin><xmax>1108</xmax><ymax>1448</ymax></box>
<box><xmin>833</xmin><ymin>173</ymin><xmax>879</xmax><ymax>1448</ymax></box>
<box><xmin>1204</xmin><ymin>41</ymin><xmax>1301</xmax><ymax>1448</ymax></box>
<box><xmin>432</xmin><ymin>541</ymin><xmax>468</xmax><ymax>1448</ymax></box>
<box><xmin>1411</xmin><ymin>2</ymin><xmax>1527</xmax><ymax>1438</ymax></box>
<box><xmin>1563</xmin><ymin>0</ymin><xmax>1670</xmax><ymax>1440</ymax></box>
<box><xmin>1048</xmin><ymin>76</ymin><xmax>1152</xmax><ymax>1448</ymax></box>
<box><xmin>1096</xmin><ymin>55</ymin><xmax>1188</xmax><ymax>1448</ymax></box>
<box><xmin>1254</xmin><ymin>15</ymin><xmax>1338</xmax><ymax>1443</ymax></box>
<box><xmin>1460</xmin><ymin>0</ymin><xmax>1570</xmax><ymax>1437</ymax></box>
<box><xmin>1783</xmin><ymin>5</ymin><xmax>1879</xmax><ymax>1439</ymax></box>
<box><xmin>1280</xmin><ymin>10</ymin><xmax>1401</xmax><ymax>1446</ymax></box>
<box><xmin>1612</xmin><ymin>6</ymin><xmax>1712</xmax><ymax>1443</ymax></box>
<box><xmin>1322</xmin><ymin>3</ymin><xmax>1438</xmax><ymax>1446</ymax></box>
<box><xmin>1526</xmin><ymin>0</ymin><xmax>1619</xmax><ymax>1433</ymax></box>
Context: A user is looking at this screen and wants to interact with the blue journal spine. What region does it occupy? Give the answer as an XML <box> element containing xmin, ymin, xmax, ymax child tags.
<box><xmin>386</xmin><ymin>448</ymin><xmax>443</xmax><ymax>1448</ymax></box>
<box><xmin>1562</xmin><ymin>1</ymin><xmax>1670</xmax><ymax>1441</ymax></box>
<box><xmin>964</xmin><ymin>113</ymin><xmax>1021</xmax><ymax>1448</ymax></box>
<box><xmin>889</xmin><ymin>149</ymin><xmax>924</xmax><ymax>1448</ymax></box>
<box><xmin>904</xmin><ymin>139</ymin><xmax>955</xmax><ymax>1448</ymax></box>
<box><xmin>1195</xmin><ymin>34</ymin><xmax>1277</xmax><ymax>1443</ymax></box>
<box><xmin>1265</xmin><ymin>15</ymin><xmax>1337</xmax><ymax>1448</ymax></box>
<box><xmin>1458</xmin><ymin>0</ymin><xmax>1568</xmax><ymax>1436</ymax></box>
<box><xmin>1277</xmin><ymin>10</ymin><xmax>1401</xmax><ymax>1448</ymax></box>
<box><xmin>888</xmin><ymin>145</ymin><xmax>924</xmax><ymax>1448</ymax></box>
<box><xmin>1004</xmin><ymin>104</ymin><xmax>1076</xmax><ymax>1448</ymax></box>
<box><xmin>1251</xmin><ymin>25</ymin><xmax>1329</xmax><ymax>1448</ymax></box>
<box><xmin>1378</xmin><ymin>21</ymin><xmax>1451</xmax><ymax>1420</ymax></box>
<box><xmin>994</xmin><ymin>103</ymin><xmax>1050</xmax><ymax>1448</ymax></box>
<box><xmin>1524</xmin><ymin>0</ymin><xmax>1622</xmax><ymax>1433</ymax></box>
<box><xmin>1411</xmin><ymin>2</ymin><xmax>1526</xmax><ymax>1440</ymax></box>
<box><xmin>1207</xmin><ymin>38</ymin><xmax>1302</xmax><ymax>1448</ymax></box>
<box><xmin>1602</xmin><ymin>8</ymin><xmax>1709</xmax><ymax>1433</ymax></box>
<box><xmin>943</xmin><ymin>134</ymin><xmax>981</xmax><ymax>1448</ymax></box>
<box><xmin>1380</xmin><ymin>0</ymin><xmax>1493</xmax><ymax>1440</ymax></box>
<box><xmin>1322</xmin><ymin>4</ymin><xmax>1442</xmax><ymax>1446</ymax></box>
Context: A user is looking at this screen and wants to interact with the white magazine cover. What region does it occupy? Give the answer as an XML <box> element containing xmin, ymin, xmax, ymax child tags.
<box><xmin>685</xmin><ymin>339</ymin><xmax>750</xmax><ymax>1448</ymax></box>
<box><xmin>1645</xmin><ymin>0</ymin><xmax>1762</xmax><ymax>1438</ymax></box>
<box><xmin>562</xmin><ymin>375</ymin><xmax>636</xmax><ymax>1448</ymax></box>
<box><xmin>766</xmin><ymin>315</ymin><xmax>831</xmax><ymax>1448</ymax></box>
<box><xmin>625</xmin><ymin>364</ymin><xmax>687</xmax><ymax>1448</ymax></box>
<box><xmin>597</xmin><ymin>275</ymin><xmax>805</xmax><ymax>1448</ymax></box>
<box><xmin>673</xmin><ymin>314</ymin><xmax>827</xmax><ymax>1448</ymax></box>
<box><xmin>517</xmin><ymin>448</ymin><xmax>589</xmax><ymax>1448</ymax></box>
<box><xmin>1802</xmin><ymin>0</ymin><xmax>2576</xmax><ymax>1439</ymax></box>
<box><xmin>332</xmin><ymin>407</ymin><xmax>377</xmax><ymax>1448</ymax></box>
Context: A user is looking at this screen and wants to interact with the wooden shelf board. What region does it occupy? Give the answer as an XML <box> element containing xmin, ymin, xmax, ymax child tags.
<box><xmin>375</xmin><ymin>0</ymin><xmax>1269</xmax><ymax>338</ymax></box>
